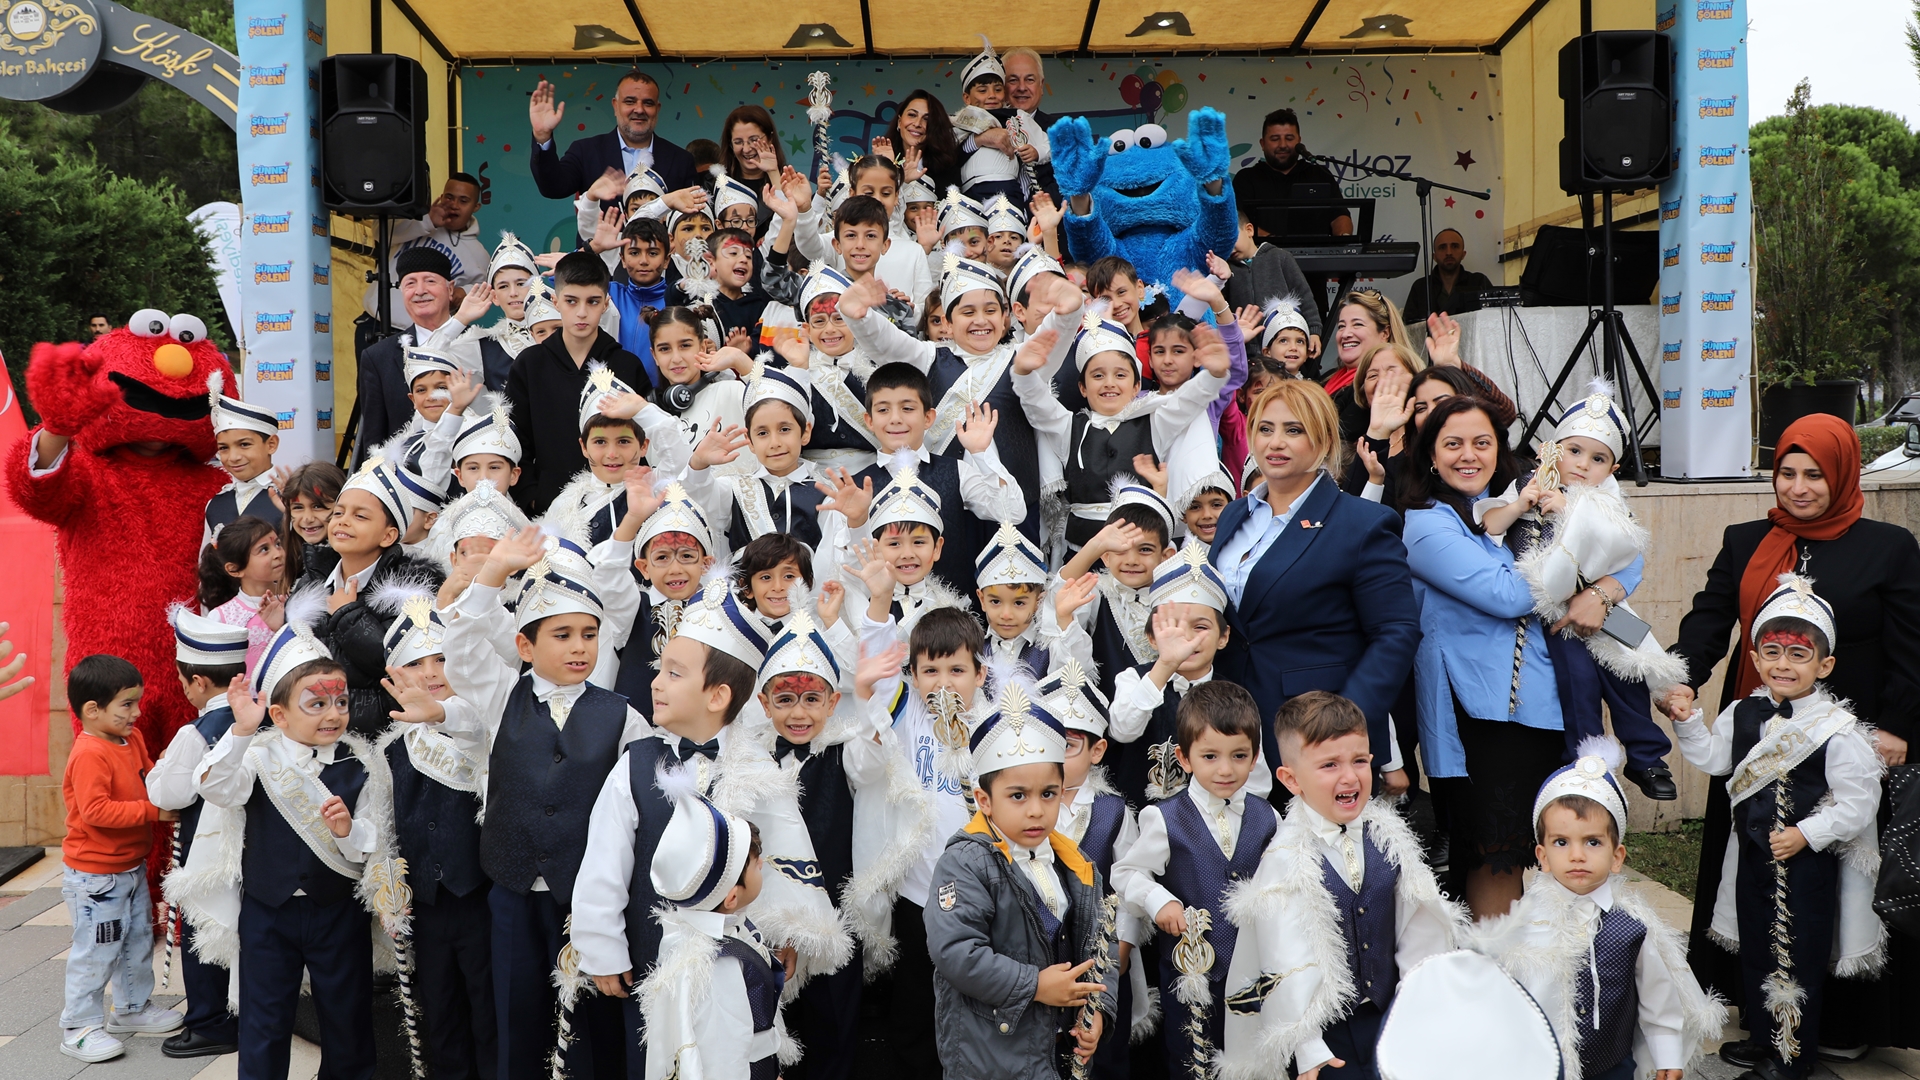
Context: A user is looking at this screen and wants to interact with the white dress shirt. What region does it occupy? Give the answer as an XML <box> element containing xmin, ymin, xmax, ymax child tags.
<box><xmin>1108</xmin><ymin>666</ymin><xmax>1273</xmax><ymax>798</ymax></box>
<box><xmin>146</xmin><ymin>695</ymin><xmax>229</xmax><ymax>812</ymax></box>
<box><xmin>1111</xmin><ymin>780</ymin><xmax>1269</xmax><ymax>925</ymax></box>
<box><xmin>197</xmin><ymin>730</ymin><xmax>381</xmax><ymax>893</ymax></box>
<box><xmin>1216</xmin><ymin>474</ymin><xmax>1323</xmax><ymax>605</ymax></box>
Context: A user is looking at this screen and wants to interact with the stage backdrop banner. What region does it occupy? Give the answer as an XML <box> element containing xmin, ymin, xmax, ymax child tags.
<box><xmin>456</xmin><ymin>55</ymin><xmax>1503</xmax><ymax>285</ymax></box>
<box><xmin>0</xmin><ymin>359</ymin><xmax>56</xmax><ymax>776</ymax></box>
<box><xmin>234</xmin><ymin>0</ymin><xmax>334</xmax><ymax>463</ymax></box>
<box><xmin>1656</xmin><ymin>0</ymin><xmax>1753</xmax><ymax>478</ymax></box>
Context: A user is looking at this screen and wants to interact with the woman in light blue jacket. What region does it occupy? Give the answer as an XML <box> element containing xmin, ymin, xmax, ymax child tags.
<box><xmin>1395</xmin><ymin>395</ymin><xmax>1573</xmax><ymax>919</ymax></box>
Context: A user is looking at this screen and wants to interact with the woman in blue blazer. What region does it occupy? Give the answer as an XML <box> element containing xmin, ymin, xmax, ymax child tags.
<box><xmin>1395</xmin><ymin>394</ymin><xmax>1566</xmax><ymax>918</ymax></box>
<box><xmin>1210</xmin><ymin>380</ymin><xmax>1420</xmax><ymax>809</ymax></box>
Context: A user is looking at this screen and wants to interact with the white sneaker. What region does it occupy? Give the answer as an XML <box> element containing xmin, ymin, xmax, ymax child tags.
<box><xmin>61</xmin><ymin>1026</ymin><xmax>126</xmax><ymax>1062</ymax></box>
<box><xmin>106</xmin><ymin>1003</ymin><xmax>184</xmax><ymax>1034</ymax></box>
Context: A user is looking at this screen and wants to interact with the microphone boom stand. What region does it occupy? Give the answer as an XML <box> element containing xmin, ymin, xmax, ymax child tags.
<box><xmin>1313</xmin><ymin>152</ymin><xmax>1491</xmax><ymax>291</ymax></box>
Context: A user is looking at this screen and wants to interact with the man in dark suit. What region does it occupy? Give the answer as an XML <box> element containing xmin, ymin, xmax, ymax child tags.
<box><xmin>529</xmin><ymin>67</ymin><xmax>698</xmax><ymax>244</ymax></box>
<box><xmin>352</xmin><ymin>248</ymin><xmax>496</xmax><ymax>468</ymax></box>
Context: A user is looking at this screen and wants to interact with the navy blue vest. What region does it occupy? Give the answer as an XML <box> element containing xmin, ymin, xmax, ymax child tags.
<box><xmin>926</xmin><ymin>348</ymin><xmax>1041</xmax><ymax>545</ymax></box>
<box><xmin>1319</xmin><ymin>828</ymin><xmax>1400</xmax><ymax>1009</ymax></box>
<box><xmin>789</xmin><ymin>743</ymin><xmax>855</xmax><ymax>907</ymax></box>
<box><xmin>1065</xmin><ymin>412</ymin><xmax>1158</xmax><ymax>550</ymax></box>
<box><xmin>1729</xmin><ymin>696</ymin><xmax>1833</xmax><ymax>849</ymax></box>
<box><xmin>725</xmin><ymin>477</ymin><xmax>827</xmax><ymax>553</ymax></box>
<box><xmin>1076</xmin><ymin>791</ymin><xmax>1129</xmax><ymax>877</ymax></box>
<box><xmin>1087</xmin><ymin>596</ymin><xmax>1145</xmax><ymax>710</ymax></box>
<box><xmin>853</xmin><ymin>454</ymin><xmax>981</xmax><ymax>597</ymax></box>
<box><xmin>176</xmin><ymin>706</ymin><xmax>238</xmax><ymax>868</ymax></box>
<box><xmin>385</xmin><ymin>736</ymin><xmax>486</xmax><ymax>905</ymax></box>
<box><xmin>717</xmin><ymin>932</ymin><xmax>784</xmax><ymax>1080</ymax></box>
<box><xmin>241</xmin><ymin>749</ymin><xmax>369</xmax><ymax>907</ymax></box>
<box><xmin>1155</xmin><ymin>792</ymin><xmax>1277</xmax><ymax>978</ymax></box>
<box><xmin>623</xmin><ymin>737</ymin><xmax>681</xmax><ymax>973</ymax></box>
<box><xmin>803</xmin><ymin>373</ymin><xmax>872</xmax><ymax>453</ymax></box>
<box><xmin>204</xmin><ymin>487</ymin><xmax>283</xmax><ymax>535</ymax></box>
<box><xmin>583</xmin><ymin>488</ymin><xmax>628</xmax><ymax>547</ymax></box>
<box><xmin>478</xmin><ymin>678</ymin><xmax>630</xmax><ymax>903</ymax></box>
<box><xmin>1572</xmin><ymin>905</ymin><xmax>1647</xmax><ymax>1076</ymax></box>
<box><xmin>1112</xmin><ymin>667</ymin><xmax>1182</xmax><ymax>811</ymax></box>
<box><xmin>613</xmin><ymin>593</ymin><xmax>664</xmax><ymax>718</ymax></box>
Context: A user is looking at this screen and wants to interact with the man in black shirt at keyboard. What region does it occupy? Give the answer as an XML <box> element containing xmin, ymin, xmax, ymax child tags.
<box><xmin>1233</xmin><ymin>108</ymin><xmax>1353</xmax><ymax>240</ymax></box>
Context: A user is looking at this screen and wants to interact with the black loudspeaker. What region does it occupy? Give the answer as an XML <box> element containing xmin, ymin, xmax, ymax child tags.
<box><xmin>321</xmin><ymin>54</ymin><xmax>430</xmax><ymax>216</ymax></box>
<box><xmin>1558</xmin><ymin>31</ymin><xmax>1673</xmax><ymax>193</ymax></box>
<box><xmin>1519</xmin><ymin>225</ymin><xmax>1663</xmax><ymax>307</ymax></box>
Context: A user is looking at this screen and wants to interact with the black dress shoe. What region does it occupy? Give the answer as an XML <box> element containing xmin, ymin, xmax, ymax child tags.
<box><xmin>1719</xmin><ymin>1039</ymin><xmax>1765</xmax><ymax>1069</ymax></box>
<box><xmin>1735</xmin><ymin>1061</ymin><xmax>1798</xmax><ymax>1080</ymax></box>
<box><xmin>162</xmin><ymin>1029</ymin><xmax>238</xmax><ymax>1058</ymax></box>
<box><xmin>1626</xmin><ymin>765</ymin><xmax>1678</xmax><ymax>801</ymax></box>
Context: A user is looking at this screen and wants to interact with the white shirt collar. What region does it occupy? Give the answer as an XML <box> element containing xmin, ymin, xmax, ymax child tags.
<box><xmin>752</xmin><ymin>460</ymin><xmax>816</xmax><ymax>487</ymax></box>
<box><xmin>1296</xmin><ymin>799</ymin><xmax>1360</xmax><ymax>847</ymax></box>
<box><xmin>883</xmin><ymin>445</ymin><xmax>933</xmax><ymax>469</ymax></box>
<box><xmin>1168</xmin><ymin>666</ymin><xmax>1214</xmax><ymax>694</ymax></box>
<box><xmin>325</xmin><ymin>558</ymin><xmax>380</xmax><ymax>596</ymax></box>
<box><xmin>200</xmin><ymin>693</ymin><xmax>231</xmax><ymax>716</ymax></box>
<box><xmin>1541</xmin><ymin>872</ymin><xmax>1615</xmax><ymax>912</ymax></box>
<box><xmin>530</xmin><ymin>672</ymin><xmax>588</xmax><ymax>704</ymax></box>
<box><xmin>678</xmin><ymin>908</ymin><xmax>730</xmax><ymax>940</ymax></box>
<box><xmin>1186</xmin><ymin>778</ymin><xmax>1247</xmax><ymax>819</ymax></box>
<box><xmin>1246</xmin><ymin>472</ymin><xmax>1322</xmax><ymax>521</ymax></box>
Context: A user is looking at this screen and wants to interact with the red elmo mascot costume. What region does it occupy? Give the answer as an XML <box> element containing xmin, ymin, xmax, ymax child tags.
<box><xmin>4</xmin><ymin>311</ymin><xmax>236</xmax><ymax>761</ymax></box>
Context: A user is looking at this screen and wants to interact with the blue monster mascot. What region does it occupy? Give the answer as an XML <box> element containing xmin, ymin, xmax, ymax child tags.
<box><xmin>1048</xmin><ymin>106</ymin><xmax>1238</xmax><ymax>305</ymax></box>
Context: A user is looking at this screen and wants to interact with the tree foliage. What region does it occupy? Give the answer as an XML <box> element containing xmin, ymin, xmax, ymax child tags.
<box><xmin>0</xmin><ymin>120</ymin><xmax>233</xmax><ymax>421</ymax></box>
<box><xmin>0</xmin><ymin>0</ymin><xmax>238</xmax><ymax>207</ymax></box>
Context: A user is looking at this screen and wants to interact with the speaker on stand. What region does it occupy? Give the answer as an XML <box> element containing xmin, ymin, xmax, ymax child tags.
<box><xmin>319</xmin><ymin>53</ymin><xmax>430</xmax><ymax>467</ymax></box>
<box><xmin>1522</xmin><ymin>30</ymin><xmax>1675</xmax><ymax>485</ymax></box>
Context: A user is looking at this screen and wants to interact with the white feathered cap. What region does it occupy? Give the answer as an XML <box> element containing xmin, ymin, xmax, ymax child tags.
<box><xmin>452</xmin><ymin>391</ymin><xmax>523</xmax><ymax>465</ymax></box>
<box><xmin>1533</xmin><ymin>735</ymin><xmax>1629</xmax><ymax>842</ymax></box>
<box><xmin>677</xmin><ymin>569</ymin><xmax>772</xmax><ymax>669</ymax></box>
<box><xmin>1035</xmin><ymin>658</ymin><xmax>1109</xmax><ymax>739</ymax></box>
<box><xmin>1073</xmin><ymin>313</ymin><xmax>1138</xmax><ymax>374</ymax></box>
<box><xmin>901</xmin><ymin>176</ymin><xmax>937</xmax><ymax>206</ymax></box>
<box><xmin>251</xmin><ymin>587</ymin><xmax>333</xmax><ymax>702</ymax></box>
<box><xmin>488</xmin><ymin>231</ymin><xmax>539</xmax><ymax>282</ymax></box>
<box><xmin>867</xmin><ymin>449</ymin><xmax>944</xmax><ymax>536</ymax></box>
<box><xmin>368</xmin><ymin>573</ymin><xmax>447</xmax><ymax>668</ymax></box>
<box><xmin>1147</xmin><ymin>539</ymin><xmax>1229</xmax><ymax>614</ymax></box>
<box><xmin>1259</xmin><ymin>295</ymin><xmax>1311</xmax><ymax>351</ymax></box>
<box><xmin>637</xmin><ymin>481</ymin><xmax>716</xmax><ymax>557</ymax></box>
<box><xmin>984</xmin><ymin>193</ymin><xmax>1027</xmax><ymax>237</ymax></box>
<box><xmin>524</xmin><ymin>294</ymin><xmax>561</xmax><ymax>326</ymax></box>
<box><xmin>342</xmin><ymin>456</ymin><xmax>416</xmax><ymax>533</ymax></box>
<box><xmin>443</xmin><ymin>478</ymin><xmax>528</xmax><ymax>545</ymax></box>
<box><xmin>939</xmin><ymin>252</ymin><xmax>1006</xmax><ymax>312</ymax></box>
<box><xmin>577</xmin><ymin>360</ymin><xmax>643</xmax><ymax>435</ymax></box>
<box><xmin>974</xmin><ymin>519</ymin><xmax>1048</xmax><ymax>588</ymax></box>
<box><xmin>1552</xmin><ymin>377</ymin><xmax>1628</xmax><ymax>461</ymax></box>
<box><xmin>798</xmin><ymin>265</ymin><xmax>855</xmax><ymax>316</ymax></box>
<box><xmin>743</xmin><ymin>361</ymin><xmax>814</xmax><ymax>427</ymax></box>
<box><xmin>1110</xmin><ymin>473</ymin><xmax>1175</xmax><ymax>537</ymax></box>
<box><xmin>759</xmin><ymin>606</ymin><xmax>841</xmax><ymax>689</ymax></box>
<box><xmin>1752</xmin><ymin>572</ymin><xmax>1837</xmax><ymax>651</ymax></box>
<box><xmin>650</xmin><ymin>763</ymin><xmax>753</xmax><ymax>911</ymax></box>
<box><xmin>625</xmin><ymin>168</ymin><xmax>667</xmax><ymax>203</ymax></box>
<box><xmin>402</xmin><ymin>344</ymin><xmax>460</xmax><ymax>389</ymax></box>
<box><xmin>710</xmin><ymin>168</ymin><xmax>761</xmax><ymax>221</ymax></box>
<box><xmin>513</xmin><ymin>536</ymin><xmax>605</xmax><ymax>631</ymax></box>
<box><xmin>937</xmin><ymin>188</ymin><xmax>990</xmax><ymax>239</ymax></box>
<box><xmin>205</xmin><ymin>371</ymin><xmax>279</xmax><ymax>438</ymax></box>
<box><xmin>1007</xmin><ymin>246</ymin><xmax>1065</xmax><ymax>306</ymax></box>
<box><xmin>960</xmin><ymin>33</ymin><xmax>1005</xmax><ymax>88</ymax></box>
<box><xmin>171</xmin><ymin>604</ymin><xmax>250</xmax><ymax>668</ymax></box>
<box><xmin>968</xmin><ymin>669</ymin><xmax>1068</xmax><ymax>776</ymax></box>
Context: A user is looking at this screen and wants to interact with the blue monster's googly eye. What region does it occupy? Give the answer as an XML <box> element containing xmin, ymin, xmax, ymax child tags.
<box><xmin>1134</xmin><ymin>124</ymin><xmax>1168</xmax><ymax>150</ymax></box>
<box><xmin>1107</xmin><ymin>128</ymin><xmax>1136</xmax><ymax>155</ymax></box>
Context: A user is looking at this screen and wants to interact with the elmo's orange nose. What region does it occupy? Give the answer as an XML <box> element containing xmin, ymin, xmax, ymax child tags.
<box><xmin>153</xmin><ymin>343</ymin><xmax>194</xmax><ymax>378</ymax></box>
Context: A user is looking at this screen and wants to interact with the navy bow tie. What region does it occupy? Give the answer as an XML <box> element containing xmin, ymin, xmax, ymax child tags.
<box><xmin>774</xmin><ymin>738</ymin><xmax>812</xmax><ymax>764</ymax></box>
<box><xmin>1772</xmin><ymin>697</ymin><xmax>1795</xmax><ymax>719</ymax></box>
<box><xmin>676</xmin><ymin>737</ymin><xmax>720</xmax><ymax>762</ymax></box>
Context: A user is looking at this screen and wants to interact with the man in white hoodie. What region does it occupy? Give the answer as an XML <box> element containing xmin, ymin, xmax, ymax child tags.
<box><xmin>363</xmin><ymin>174</ymin><xmax>493</xmax><ymax>331</ymax></box>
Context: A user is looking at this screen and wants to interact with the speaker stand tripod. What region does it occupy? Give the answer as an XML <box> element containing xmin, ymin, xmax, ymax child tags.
<box><xmin>336</xmin><ymin>212</ymin><xmax>389</xmax><ymax>469</ymax></box>
<box><xmin>1518</xmin><ymin>189</ymin><xmax>1659</xmax><ymax>485</ymax></box>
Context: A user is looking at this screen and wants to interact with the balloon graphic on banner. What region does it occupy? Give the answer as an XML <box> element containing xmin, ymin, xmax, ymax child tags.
<box><xmin>1119</xmin><ymin>67</ymin><xmax>1188</xmax><ymax>116</ymax></box>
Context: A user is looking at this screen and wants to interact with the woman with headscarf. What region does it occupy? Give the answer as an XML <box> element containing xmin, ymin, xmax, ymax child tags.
<box><xmin>1663</xmin><ymin>413</ymin><xmax>1920</xmax><ymax>1063</ymax></box>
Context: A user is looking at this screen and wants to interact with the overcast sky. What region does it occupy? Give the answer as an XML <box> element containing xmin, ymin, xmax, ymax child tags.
<box><xmin>1749</xmin><ymin>0</ymin><xmax>1920</xmax><ymax>122</ymax></box>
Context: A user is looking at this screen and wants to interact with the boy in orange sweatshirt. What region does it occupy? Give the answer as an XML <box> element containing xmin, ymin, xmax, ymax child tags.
<box><xmin>58</xmin><ymin>654</ymin><xmax>185</xmax><ymax>1063</ymax></box>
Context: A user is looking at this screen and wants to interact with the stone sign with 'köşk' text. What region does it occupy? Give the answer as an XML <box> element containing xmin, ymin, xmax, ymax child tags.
<box><xmin>0</xmin><ymin>0</ymin><xmax>238</xmax><ymax>128</ymax></box>
<box><xmin>0</xmin><ymin>0</ymin><xmax>104</xmax><ymax>99</ymax></box>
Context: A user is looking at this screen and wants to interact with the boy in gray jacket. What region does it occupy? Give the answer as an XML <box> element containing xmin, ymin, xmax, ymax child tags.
<box><xmin>925</xmin><ymin>671</ymin><xmax>1118</xmax><ymax>1080</ymax></box>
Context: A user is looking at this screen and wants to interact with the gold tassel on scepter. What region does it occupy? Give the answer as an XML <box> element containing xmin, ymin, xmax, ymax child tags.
<box><xmin>1172</xmin><ymin>907</ymin><xmax>1218</xmax><ymax>1080</ymax></box>
<box><xmin>1761</xmin><ymin>787</ymin><xmax>1805</xmax><ymax>1065</ymax></box>
<box><xmin>1070</xmin><ymin>893</ymin><xmax>1123</xmax><ymax>1080</ymax></box>
<box><xmin>366</xmin><ymin>858</ymin><xmax>427</xmax><ymax>1080</ymax></box>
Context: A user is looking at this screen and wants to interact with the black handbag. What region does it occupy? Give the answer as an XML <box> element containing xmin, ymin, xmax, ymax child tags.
<box><xmin>1874</xmin><ymin>763</ymin><xmax>1920</xmax><ymax>938</ymax></box>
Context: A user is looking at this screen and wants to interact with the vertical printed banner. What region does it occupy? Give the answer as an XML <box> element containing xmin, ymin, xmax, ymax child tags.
<box><xmin>1657</xmin><ymin>0</ymin><xmax>1753</xmax><ymax>478</ymax></box>
<box><xmin>235</xmin><ymin>0</ymin><xmax>333</xmax><ymax>462</ymax></box>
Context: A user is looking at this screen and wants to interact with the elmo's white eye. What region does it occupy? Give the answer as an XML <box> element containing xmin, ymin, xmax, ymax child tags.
<box><xmin>129</xmin><ymin>309</ymin><xmax>169</xmax><ymax>338</ymax></box>
<box><xmin>1134</xmin><ymin>124</ymin><xmax>1169</xmax><ymax>150</ymax></box>
<box><xmin>1107</xmin><ymin>128</ymin><xmax>1136</xmax><ymax>155</ymax></box>
<box><xmin>169</xmin><ymin>314</ymin><xmax>207</xmax><ymax>344</ymax></box>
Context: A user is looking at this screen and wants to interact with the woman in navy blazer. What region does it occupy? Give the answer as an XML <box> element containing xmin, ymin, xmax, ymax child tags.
<box><xmin>1211</xmin><ymin>380</ymin><xmax>1420</xmax><ymax>808</ymax></box>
